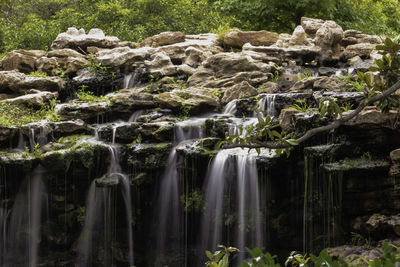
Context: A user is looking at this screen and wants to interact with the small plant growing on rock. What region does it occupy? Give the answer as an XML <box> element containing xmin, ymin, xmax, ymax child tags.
<box><xmin>27</xmin><ymin>71</ymin><xmax>47</xmax><ymax>78</ymax></box>
<box><xmin>289</xmin><ymin>100</ymin><xmax>313</xmax><ymax>112</ymax></box>
<box><xmin>85</xmin><ymin>52</ymin><xmax>109</xmax><ymax>75</ymax></box>
<box><xmin>76</xmin><ymin>85</ymin><xmax>112</xmax><ymax>105</ymax></box>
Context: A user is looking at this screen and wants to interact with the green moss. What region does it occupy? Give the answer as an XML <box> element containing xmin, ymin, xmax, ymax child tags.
<box><xmin>0</xmin><ymin>100</ymin><xmax>59</xmax><ymax>127</ymax></box>
<box><xmin>54</xmin><ymin>135</ymin><xmax>91</xmax><ymax>150</ymax></box>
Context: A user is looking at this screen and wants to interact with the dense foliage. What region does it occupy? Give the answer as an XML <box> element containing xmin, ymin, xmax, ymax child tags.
<box><xmin>0</xmin><ymin>0</ymin><xmax>400</xmax><ymax>56</ymax></box>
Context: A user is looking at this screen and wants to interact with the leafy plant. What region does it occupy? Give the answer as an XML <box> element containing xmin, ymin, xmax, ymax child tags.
<box><xmin>33</xmin><ymin>143</ymin><xmax>41</xmax><ymax>157</ymax></box>
<box><xmin>350</xmin><ymin>232</ymin><xmax>371</xmax><ymax>247</ymax></box>
<box><xmin>361</xmin><ymin>242</ymin><xmax>400</xmax><ymax>266</ymax></box>
<box><xmin>285</xmin><ymin>251</ymin><xmax>310</xmax><ymax>266</ymax></box>
<box><xmin>289</xmin><ymin>100</ymin><xmax>313</xmax><ymax>112</ymax></box>
<box><xmin>240</xmin><ymin>247</ymin><xmax>280</xmax><ymax>267</ymax></box>
<box><xmin>272</xmin><ymin>71</ymin><xmax>280</xmax><ymax>83</ymax></box>
<box><xmin>318</xmin><ymin>97</ymin><xmax>342</xmax><ymax>118</ymax></box>
<box><xmin>340</xmin><ymin>102</ymin><xmax>354</xmax><ymax>112</ymax></box>
<box><xmin>22</xmin><ymin>146</ymin><xmax>30</xmax><ymax>158</ymax></box>
<box><xmin>84</xmin><ymin>53</ymin><xmax>109</xmax><ymax>75</ymax></box>
<box><xmin>205</xmin><ymin>245</ymin><xmax>239</xmax><ymax>267</ymax></box>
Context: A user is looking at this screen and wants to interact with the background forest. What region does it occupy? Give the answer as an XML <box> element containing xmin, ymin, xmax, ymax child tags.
<box><xmin>0</xmin><ymin>0</ymin><xmax>400</xmax><ymax>57</ymax></box>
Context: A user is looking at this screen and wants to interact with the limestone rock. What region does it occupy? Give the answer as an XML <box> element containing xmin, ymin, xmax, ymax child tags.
<box><xmin>57</xmin><ymin>101</ymin><xmax>109</xmax><ymax>121</ymax></box>
<box><xmin>184</xmin><ymin>47</ymin><xmax>209</xmax><ymax>68</ymax></box>
<box><xmin>344</xmin><ymin>107</ymin><xmax>399</xmax><ymax>128</ymax></box>
<box><xmin>110</xmin><ymin>89</ymin><xmax>156</xmax><ymax>113</ymax></box>
<box><xmin>221</xmin><ymin>81</ymin><xmax>258</xmax><ymax>104</ymax></box>
<box><xmin>279</xmin><ymin>108</ymin><xmax>301</xmax><ymax>132</ymax></box>
<box><xmin>223</xmin><ymin>29</ymin><xmax>279</xmax><ymax>48</ymax></box>
<box><xmin>242</xmin><ymin>43</ymin><xmax>320</xmax><ymax>65</ymax></box>
<box><xmin>341</xmin><ymin>43</ymin><xmax>375</xmax><ymax>60</ymax></box>
<box><xmin>188</xmin><ymin>53</ymin><xmax>278</xmax><ymax>89</ymax></box>
<box><xmin>140</xmin><ymin>32</ymin><xmax>185</xmax><ymax>48</ymax></box>
<box><xmin>289</xmin><ymin>26</ymin><xmax>310</xmax><ymax>46</ymax></box>
<box><xmin>313</xmin><ymin>76</ymin><xmax>351</xmax><ymax>92</ymax></box>
<box><xmin>53</xmin><ymin>120</ymin><xmax>87</xmax><ymax>135</ymax></box>
<box><xmin>3</xmin><ymin>90</ymin><xmax>58</xmax><ymax>108</ymax></box>
<box><xmin>144</xmin><ymin>52</ymin><xmax>177</xmax><ymax>77</ymax></box>
<box><xmin>153</xmin><ymin>88</ymin><xmax>219</xmax><ymax>114</ymax></box>
<box><xmin>301</xmin><ymin>17</ymin><xmax>325</xmax><ymax>37</ymax></box>
<box><xmin>342</xmin><ymin>30</ymin><xmax>382</xmax><ymax>47</ymax></box>
<box><xmin>365</xmin><ymin>214</ymin><xmax>400</xmax><ymax>237</ymax></box>
<box><xmin>51</xmin><ymin>28</ymin><xmax>120</xmax><ymax>51</ymax></box>
<box><xmin>0</xmin><ymin>70</ymin><xmax>65</xmax><ymax>94</ymax></box>
<box><xmin>314</xmin><ymin>20</ymin><xmax>343</xmax><ymax>64</ymax></box>
<box><xmin>96</xmin><ymin>46</ymin><xmax>152</xmax><ymax>67</ymax></box>
<box><xmin>1</xmin><ymin>49</ymin><xmax>46</xmax><ymax>73</ymax></box>
<box><xmin>35</xmin><ymin>57</ymin><xmax>59</xmax><ymax>75</ymax></box>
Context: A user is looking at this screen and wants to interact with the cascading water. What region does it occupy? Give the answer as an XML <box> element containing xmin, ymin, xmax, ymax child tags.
<box><xmin>123</xmin><ymin>68</ymin><xmax>146</xmax><ymax>89</ymax></box>
<box><xmin>200</xmin><ymin>148</ymin><xmax>266</xmax><ymax>263</ymax></box>
<box><xmin>0</xmin><ymin>166</ymin><xmax>48</xmax><ymax>267</ymax></box>
<box><xmin>76</xmin><ymin>129</ymin><xmax>134</xmax><ymax>266</ymax></box>
<box><xmin>155</xmin><ymin>118</ymin><xmax>206</xmax><ymax>266</ymax></box>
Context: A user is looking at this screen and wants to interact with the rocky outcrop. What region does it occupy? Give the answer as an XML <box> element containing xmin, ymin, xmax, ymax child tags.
<box><xmin>51</xmin><ymin>28</ymin><xmax>120</xmax><ymax>51</ymax></box>
<box><xmin>153</xmin><ymin>87</ymin><xmax>219</xmax><ymax>114</ymax></box>
<box><xmin>36</xmin><ymin>49</ymin><xmax>88</xmax><ymax>75</ymax></box>
<box><xmin>1</xmin><ymin>50</ymin><xmax>46</xmax><ymax>73</ymax></box>
<box><xmin>0</xmin><ymin>70</ymin><xmax>65</xmax><ymax>95</ymax></box>
<box><xmin>140</xmin><ymin>31</ymin><xmax>185</xmax><ymax>48</ymax></box>
<box><xmin>3</xmin><ymin>90</ymin><xmax>58</xmax><ymax>108</ymax></box>
<box><xmin>223</xmin><ymin>29</ymin><xmax>279</xmax><ymax>48</ymax></box>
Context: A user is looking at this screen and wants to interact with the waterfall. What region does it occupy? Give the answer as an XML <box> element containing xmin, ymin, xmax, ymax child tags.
<box><xmin>76</xmin><ymin>130</ymin><xmax>134</xmax><ymax>266</ymax></box>
<box><xmin>0</xmin><ymin>166</ymin><xmax>48</xmax><ymax>267</ymax></box>
<box><xmin>200</xmin><ymin>148</ymin><xmax>264</xmax><ymax>262</ymax></box>
<box><xmin>128</xmin><ymin>110</ymin><xmax>146</xmax><ymax>123</ymax></box>
<box><xmin>155</xmin><ymin>118</ymin><xmax>206</xmax><ymax>266</ymax></box>
<box><xmin>15</xmin><ymin>130</ymin><xmax>26</xmax><ymax>152</ymax></box>
<box><xmin>223</xmin><ymin>99</ymin><xmax>238</xmax><ymax>115</ymax></box>
<box><xmin>123</xmin><ymin>68</ymin><xmax>146</xmax><ymax>89</ymax></box>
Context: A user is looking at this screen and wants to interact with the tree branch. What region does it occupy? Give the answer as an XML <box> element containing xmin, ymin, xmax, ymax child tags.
<box><xmin>223</xmin><ymin>80</ymin><xmax>400</xmax><ymax>150</ymax></box>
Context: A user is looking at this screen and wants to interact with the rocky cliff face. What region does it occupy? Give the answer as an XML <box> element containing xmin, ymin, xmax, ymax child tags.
<box><xmin>0</xmin><ymin>17</ymin><xmax>398</xmax><ymax>267</ymax></box>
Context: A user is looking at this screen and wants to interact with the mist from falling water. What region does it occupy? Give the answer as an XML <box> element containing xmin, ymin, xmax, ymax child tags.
<box><xmin>0</xmin><ymin>166</ymin><xmax>48</xmax><ymax>267</ymax></box>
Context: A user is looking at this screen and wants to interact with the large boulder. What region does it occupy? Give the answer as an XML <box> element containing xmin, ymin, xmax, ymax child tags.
<box><xmin>0</xmin><ymin>70</ymin><xmax>65</xmax><ymax>95</ymax></box>
<box><xmin>1</xmin><ymin>49</ymin><xmax>46</xmax><ymax>73</ymax></box>
<box><xmin>223</xmin><ymin>29</ymin><xmax>279</xmax><ymax>48</ymax></box>
<box><xmin>140</xmin><ymin>32</ymin><xmax>185</xmax><ymax>48</ymax></box>
<box><xmin>144</xmin><ymin>52</ymin><xmax>177</xmax><ymax>77</ymax></box>
<box><xmin>341</xmin><ymin>30</ymin><xmax>382</xmax><ymax>47</ymax></box>
<box><xmin>242</xmin><ymin>43</ymin><xmax>320</xmax><ymax>65</ymax></box>
<box><xmin>314</xmin><ymin>20</ymin><xmax>344</xmax><ymax>64</ymax></box>
<box><xmin>289</xmin><ymin>26</ymin><xmax>310</xmax><ymax>46</ymax></box>
<box><xmin>96</xmin><ymin>46</ymin><xmax>152</xmax><ymax>68</ymax></box>
<box><xmin>36</xmin><ymin>49</ymin><xmax>88</xmax><ymax>75</ymax></box>
<box><xmin>301</xmin><ymin>17</ymin><xmax>325</xmax><ymax>37</ymax></box>
<box><xmin>153</xmin><ymin>87</ymin><xmax>220</xmax><ymax>114</ymax></box>
<box><xmin>3</xmin><ymin>90</ymin><xmax>58</xmax><ymax>108</ymax></box>
<box><xmin>51</xmin><ymin>28</ymin><xmax>120</xmax><ymax>51</ymax></box>
<box><xmin>344</xmin><ymin>107</ymin><xmax>400</xmax><ymax>128</ymax></box>
<box><xmin>341</xmin><ymin>43</ymin><xmax>375</xmax><ymax>60</ymax></box>
<box><xmin>188</xmin><ymin>53</ymin><xmax>279</xmax><ymax>89</ymax></box>
<box><xmin>221</xmin><ymin>81</ymin><xmax>258</xmax><ymax>104</ymax></box>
